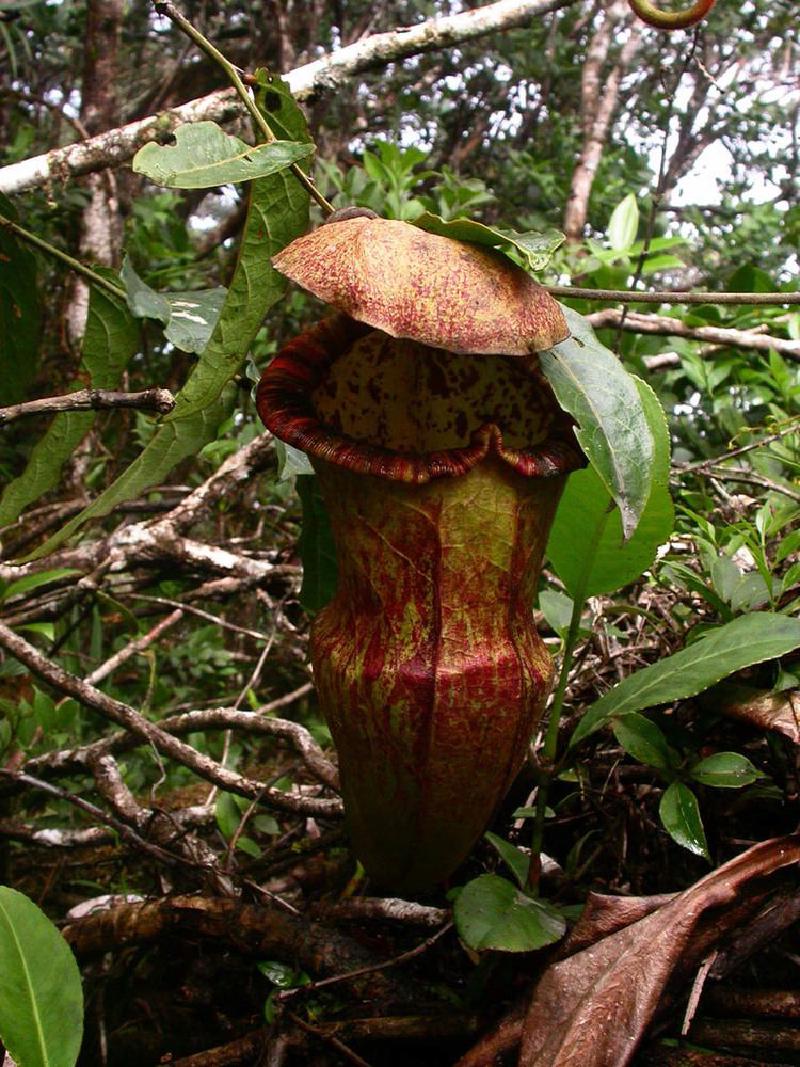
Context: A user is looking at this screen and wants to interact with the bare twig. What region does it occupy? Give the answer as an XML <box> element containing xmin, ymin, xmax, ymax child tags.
<box><xmin>0</xmin><ymin>388</ymin><xmax>175</xmax><ymax>426</ymax></box>
<box><xmin>0</xmin><ymin>213</ymin><xmax>125</xmax><ymax>299</ymax></box>
<box><xmin>86</xmin><ymin>607</ymin><xmax>184</xmax><ymax>685</ymax></box>
<box><xmin>549</xmin><ymin>284</ymin><xmax>800</xmax><ymax>306</ymax></box>
<box><xmin>278</xmin><ymin>921</ymin><xmax>453</xmax><ymax>1002</ymax></box>
<box><xmin>588</xmin><ymin>307</ymin><xmax>800</xmax><ymax>361</ymax></box>
<box><xmin>675</xmin><ymin>420</ymin><xmax>800</xmax><ymax>474</ymax></box>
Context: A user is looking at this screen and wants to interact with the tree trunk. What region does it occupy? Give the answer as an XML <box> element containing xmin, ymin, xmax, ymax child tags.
<box><xmin>562</xmin><ymin>0</ymin><xmax>641</xmax><ymax>241</ymax></box>
<box><xmin>65</xmin><ymin>0</ymin><xmax>124</xmax><ymax>349</ymax></box>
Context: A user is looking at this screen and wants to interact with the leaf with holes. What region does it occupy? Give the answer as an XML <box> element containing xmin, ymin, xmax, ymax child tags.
<box><xmin>132</xmin><ymin>121</ymin><xmax>313</xmax><ymax>188</ymax></box>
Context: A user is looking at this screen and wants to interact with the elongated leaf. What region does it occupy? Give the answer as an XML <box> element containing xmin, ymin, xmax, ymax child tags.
<box><xmin>612</xmin><ymin>713</ymin><xmax>679</xmax><ymax>772</ymax></box>
<box><xmin>453</xmin><ymin>874</ymin><xmax>565</xmax><ymax>953</ymax></box>
<box><xmin>547</xmin><ymin>377</ymin><xmax>673</xmax><ymax>598</ymax></box>
<box><xmin>121</xmin><ymin>259</ymin><xmax>225</xmax><ymax>354</ymax></box>
<box><xmin>413</xmin><ymin>211</ymin><xmax>564</xmax><ymax>273</ymax></box>
<box><xmin>608</xmin><ymin>193</ymin><xmax>639</xmax><ymax>252</ymax></box>
<box><xmin>572</xmin><ymin>613</ymin><xmax>800</xmax><ymax>746</ymax></box>
<box><xmin>485</xmin><ymin>830</ymin><xmax>531</xmax><ymax>889</ymax></box>
<box><xmin>0</xmin><ymin>280</ymin><xmax>139</xmax><ymax>529</ymax></box>
<box><xmin>132</xmin><ymin>121</ymin><xmax>313</xmax><ymax>188</ymax></box>
<box><xmin>0</xmin><ymin>193</ymin><xmax>40</xmax><ymax>405</ymax></box>
<box><xmin>0</xmin><ymin>886</ymin><xmax>83</xmax><ymax>1067</ymax></box>
<box><xmin>689</xmin><ymin>752</ymin><xmax>760</xmax><ymax>789</ymax></box>
<box><xmin>28</xmin><ymin>76</ymin><xmax>310</xmax><ymax>559</ymax></box>
<box><xmin>659</xmin><ymin>781</ymin><xmax>709</xmax><ymax>858</ymax></box>
<box><xmin>297</xmin><ymin>475</ymin><xmax>338</xmax><ymax>613</ymax></box>
<box><xmin>540</xmin><ymin>306</ymin><xmax>656</xmax><ymax>539</ymax></box>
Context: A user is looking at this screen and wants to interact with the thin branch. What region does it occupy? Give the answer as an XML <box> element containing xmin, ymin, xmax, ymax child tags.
<box><xmin>549</xmin><ymin>284</ymin><xmax>800</xmax><ymax>306</ymax></box>
<box><xmin>86</xmin><ymin>606</ymin><xmax>184</xmax><ymax>684</ymax></box>
<box><xmin>0</xmin><ymin>387</ymin><xmax>175</xmax><ymax>426</ymax></box>
<box><xmin>0</xmin><ymin>621</ymin><xmax>342</xmax><ymax>817</ymax></box>
<box><xmin>675</xmin><ymin>420</ymin><xmax>800</xmax><ymax>474</ymax></box>
<box><xmin>0</xmin><ymin>0</ymin><xmax>575</xmax><ymax>195</ymax></box>
<box><xmin>588</xmin><ymin>307</ymin><xmax>800</xmax><ymax>361</ymax></box>
<box><xmin>0</xmin><ymin>213</ymin><xmax>125</xmax><ymax>299</ymax></box>
<box><xmin>152</xmin><ymin>0</ymin><xmax>333</xmax><ymax>215</ymax></box>
<box><xmin>680</xmin><ymin>466</ymin><xmax>800</xmax><ymax>503</ymax></box>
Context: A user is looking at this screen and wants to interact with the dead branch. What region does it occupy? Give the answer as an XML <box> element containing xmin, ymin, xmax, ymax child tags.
<box><xmin>0</xmin><ymin>622</ymin><xmax>342</xmax><ymax>817</ymax></box>
<box><xmin>20</xmin><ymin>690</ymin><xmax>335</xmax><ymax>790</ymax></box>
<box><xmin>0</xmin><ymin>387</ymin><xmax>176</xmax><ymax>425</ymax></box>
<box><xmin>587</xmin><ymin>308</ymin><xmax>800</xmax><ymax>362</ymax></box>
<box><xmin>0</xmin><ymin>0</ymin><xmax>575</xmax><ymax>196</ymax></box>
<box><xmin>62</xmin><ymin>894</ymin><xmax>416</xmax><ymax>1006</ymax></box>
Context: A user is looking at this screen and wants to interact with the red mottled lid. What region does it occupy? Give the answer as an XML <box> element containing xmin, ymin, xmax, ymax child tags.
<box><xmin>271</xmin><ymin>217</ymin><xmax>569</xmax><ymax>356</ymax></box>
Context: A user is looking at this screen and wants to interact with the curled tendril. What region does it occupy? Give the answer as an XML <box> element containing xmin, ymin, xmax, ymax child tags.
<box><xmin>628</xmin><ymin>0</ymin><xmax>717</xmax><ymax>29</ymax></box>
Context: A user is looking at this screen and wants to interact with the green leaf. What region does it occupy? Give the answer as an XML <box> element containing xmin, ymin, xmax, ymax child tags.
<box><xmin>484</xmin><ymin>830</ymin><xmax>530</xmax><ymax>888</ymax></box>
<box><xmin>547</xmin><ymin>377</ymin><xmax>673</xmax><ymax>598</ymax></box>
<box><xmin>2</xmin><ymin>568</ymin><xmax>82</xmax><ymax>602</ymax></box>
<box><xmin>689</xmin><ymin>752</ymin><xmax>760</xmax><ymax>789</ymax></box>
<box><xmin>0</xmin><ymin>279</ymin><xmax>139</xmax><ymax>529</ymax></box>
<box><xmin>607</xmin><ymin>193</ymin><xmax>639</xmax><ymax>252</ymax></box>
<box><xmin>538</xmin><ymin>588</ymin><xmax>574</xmax><ymax>637</ymax></box>
<box><xmin>0</xmin><ymin>193</ymin><xmax>40</xmax><ymax>405</ymax></box>
<box><xmin>132</xmin><ymin>122</ymin><xmax>314</xmax><ymax>188</ymax></box>
<box><xmin>659</xmin><ymin>781</ymin><xmax>709</xmax><ymax>859</ymax></box>
<box><xmin>297</xmin><ymin>475</ymin><xmax>338</xmax><ymax>613</ymax></box>
<box><xmin>0</xmin><ymin>886</ymin><xmax>84</xmax><ymax>1067</ymax></box>
<box><xmin>27</xmin><ymin>76</ymin><xmax>310</xmax><ymax>559</ymax></box>
<box><xmin>612</xmin><ymin>713</ymin><xmax>679</xmax><ymax>772</ymax></box>
<box><xmin>453</xmin><ymin>874</ymin><xmax>565</xmax><ymax>953</ymax></box>
<box><xmin>412</xmin><ymin>211</ymin><xmax>564</xmax><ymax>272</ymax></box>
<box><xmin>540</xmin><ymin>307</ymin><xmax>658</xmax><ymax>539</ymax></box>
<box><xmin>121</xmin><ymin>258</ymin><xmax>226</xmax><ymax>354</ymax></box>
<box><xmin>572</xmin><ymin>613</ymin><xmax>800</xmax><ymax>746</ymax></box>
<box><xmin>215</xmin><ymin>792</ymin><xmax>240</xmax><ymax>839</ymax></box>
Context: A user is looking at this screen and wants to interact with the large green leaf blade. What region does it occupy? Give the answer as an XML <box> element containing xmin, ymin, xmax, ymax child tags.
<box><xmin>547</xmin><ymin>377</ymin><xmax>673</xmax><ymax>598</ymax></box>
<box><xmin>540</xmin><ymin>306</ymin><xmax>656</xmax><ymax>539</ymax></box>
<box><xmin>0</xmin><ymin>281</ymin><xmax>139</xmax><ymax>529</ymax></box>
<box><xmin>0</xmin><ymin>193</ymin><xmax>40</xmax><ymax>406</ymax></box>
<box><xmin>572</xmin><ymin>613</ymin><xmax>800</xmax><ymax>746</ymax></box>
<box><xmin>659</xmin><ymin>782</ymin><xmax>709</xmax><ymax>859</ymax></box>
<box><xmin>0</xmin><ymin>886</ymin><xmax>84</xmax><ymax>1067</ymax></box>
<box><xmin>132</xmin><ymin>121</ymin><xmax>313</xmax><ymax>188</ymax></box>
<box><xmin>453</xmin><ymin>874</ymin><xmax>565</xmax><ymax>953</ymax></box>
<box><xmin>28</xmin><ymin>76</ymin><xmax>310</xmax><ymax>559</ymax></box>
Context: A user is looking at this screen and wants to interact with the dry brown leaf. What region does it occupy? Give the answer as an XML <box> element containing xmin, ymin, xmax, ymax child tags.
<box><xmin>518</xmin><ymin>834</ymin><xmax>800</xmax><ymax>1067</ymax></box>
<box><xmin>710</xmin><ymin>684</ymin><xmax>800</xmax><ymax>744</ymax></box>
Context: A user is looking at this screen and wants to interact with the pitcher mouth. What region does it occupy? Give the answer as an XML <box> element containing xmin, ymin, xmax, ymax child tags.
<box><xmin>257</xmin><ymin>315</ymin><xmax>585</xmax><ymax>485</ymax></box>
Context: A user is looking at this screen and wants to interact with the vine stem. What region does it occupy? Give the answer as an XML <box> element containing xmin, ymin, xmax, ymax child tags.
<box><xmin>527</xmin><ymin>505</ymin><xmax>613</xmax><ymax>894</ymax></box>
<box><xmin>546</xmin><ymin>285</ymin><xmax>800</xmax><ymax>306</ymax></box>
<box><xmin>0</xmin><ymin>213</ymin><xmax>126</xmax><ymax>300</ymax></box>
<box><xmin>153</xmin><ymin>1</ymin><xmax>333</xmax><ymax>215</ymax></box>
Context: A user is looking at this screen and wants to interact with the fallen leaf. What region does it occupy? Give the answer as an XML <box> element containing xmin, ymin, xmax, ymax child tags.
<box><xmin>518</xmin><ymin>834</ymin><xmax>800</xmax><ymax>1066</ymax></box>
